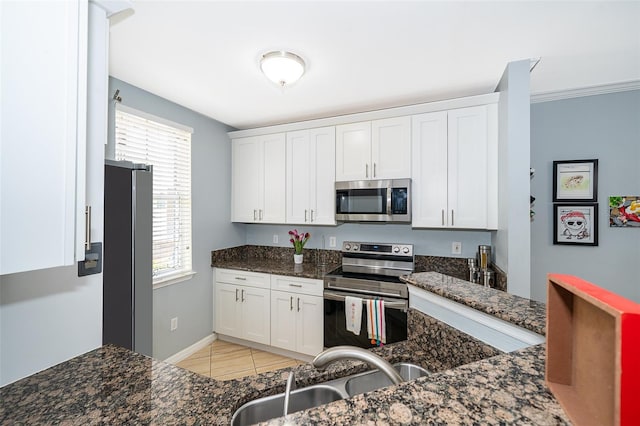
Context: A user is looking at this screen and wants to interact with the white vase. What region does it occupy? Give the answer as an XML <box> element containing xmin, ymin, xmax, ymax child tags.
<box><xmin>294</xmin><ymin>254</ymin><xmax>303</xmax><ymax>264</ymax></box>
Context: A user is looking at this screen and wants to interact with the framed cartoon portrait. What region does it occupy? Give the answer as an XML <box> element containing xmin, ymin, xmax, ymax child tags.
<box><xmin>553</xmin><ymin>204</ymin><xmax>598</xmax><ymax>246</ymax></box>
<box><xmin>552</xmin><ymin>159</ymin><xmax>598</xmax><ymax>202</ymax></box>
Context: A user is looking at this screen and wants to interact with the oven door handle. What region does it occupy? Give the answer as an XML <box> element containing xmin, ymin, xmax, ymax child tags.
<box><xmin>323</xmin><ymin>290</ymin><xmax>408</xmax><ymax>310</ymax></box>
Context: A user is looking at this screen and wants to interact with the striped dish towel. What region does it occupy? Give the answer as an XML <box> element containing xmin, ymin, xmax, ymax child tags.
<box><xmin>366</xmin><ymin>299</ymin><xmax>386</xmax><ymax>345</ymax></box>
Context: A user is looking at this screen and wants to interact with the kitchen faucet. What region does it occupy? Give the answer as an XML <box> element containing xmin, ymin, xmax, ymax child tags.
<box><xmin>312</xmin><ymin>346</ymin><xmax>403</xmax><ymax>385</ymax></box>
<box><xmin>283</xmin><ymin>371</ymin><xmax>296</xmax><ymax>416</ymax></box>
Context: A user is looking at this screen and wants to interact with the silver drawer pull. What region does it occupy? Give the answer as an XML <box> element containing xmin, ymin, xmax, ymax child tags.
<box><xmin>235</xmin><ymin>277</ymin><xmax>247</xmax><ymax>281</ymax></box>
<box><xmin>289</xmin><ymin>283</ymin><xmax>302</xmax><ymax>288</ymax></box>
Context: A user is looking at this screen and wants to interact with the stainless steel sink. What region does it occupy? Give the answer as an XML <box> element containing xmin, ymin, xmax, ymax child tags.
<box><xmin>343</xmin><ymin>362</ymin><xmax>429</xmax><ymax>396</ymax></box>
<box><xmin>231</xmin><ymin>384</ymin><xmax>347</xmax><ymax>426</ymax></box>
<box><xmin>231</xmin><ymin>363</ymin><xmax>429</xmax><ymax>425</ymax></box>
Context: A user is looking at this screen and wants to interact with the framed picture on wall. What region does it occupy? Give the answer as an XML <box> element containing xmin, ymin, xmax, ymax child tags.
<box><xmin>552</xmin><ymin>159</ymin><xmax>598</xmax><ymax>202</ymax></box>
<box><xmin>553</xmin><ymin>204</ymin><xmax>598</xmax><ymax>246</ymax></box>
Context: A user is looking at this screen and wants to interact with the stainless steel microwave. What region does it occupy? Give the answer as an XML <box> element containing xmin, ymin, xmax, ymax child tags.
<box><xmin>335</xmin><ymin>179</ymin><xmax>411</xmax><ymax>222</ymax></box>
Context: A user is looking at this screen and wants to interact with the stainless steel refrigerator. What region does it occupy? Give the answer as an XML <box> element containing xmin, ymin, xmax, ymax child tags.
<box><xmin>103</xmin><ymin>159</ymin><xmax>153</xmax><ymax>356</ymax></box>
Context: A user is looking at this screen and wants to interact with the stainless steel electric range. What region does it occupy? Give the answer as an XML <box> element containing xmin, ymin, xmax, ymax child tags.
<box><xmin>323</xmin><ymin>241</ymin><xmax>414</xmax><ymax>349</ymax></box>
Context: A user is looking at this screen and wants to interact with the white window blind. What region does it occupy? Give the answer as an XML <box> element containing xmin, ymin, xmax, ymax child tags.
<box><xmin>115</xmin><ymin>105</ymin><xmax>193</xmax><ymax>285</ymax></box>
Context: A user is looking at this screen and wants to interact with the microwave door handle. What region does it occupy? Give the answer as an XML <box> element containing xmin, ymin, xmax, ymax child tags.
<box><xmin>386</xmin><ymin>187</ymin><xmax>392</xmax><ymax>215</ymax></box>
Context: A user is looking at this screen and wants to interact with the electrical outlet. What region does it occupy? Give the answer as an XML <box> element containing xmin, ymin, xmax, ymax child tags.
<box><xmin>273</xmin><ymin>234</ymin><xmax>278</xmax><ymax>244</ymax></box>
<box><xmin>452</xmin><ymin>242</ymin><xmax>462</xmax><ymax>255</ymax></box>
<box><xmin>170</xmin><ymin>317</ymin><xmax>178</xmax><ymax>331</ymax></box>
<box><xmin>329</xmin><ymin>236</ymin><xmax>337</xmax><ymax>248</ymax></box>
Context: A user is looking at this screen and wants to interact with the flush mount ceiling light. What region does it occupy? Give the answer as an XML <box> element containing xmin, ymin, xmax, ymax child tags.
<box><xmin>260</xmin><ymin>51</ymin><xmax>305</xmax><ymax>87</ymax></box>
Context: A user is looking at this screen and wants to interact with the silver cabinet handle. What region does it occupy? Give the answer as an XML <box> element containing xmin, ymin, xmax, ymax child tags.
<box><xmin>297</xmin><ymin>297</ymin><xmax>300</xmax><ymax>312</ymax></box>
<box><xmin>241</xmin><ymin>289</ymin><xmax>245</xmax><ymax>302</ymax></box>
<box><xmin>289</xmin><ymin>283</ymin><xmax>302</xmax><ymax>288</ymax></box>
<box><xmin>305</xmin><ymin>209</ymin><xmax>308</xmax><ymax>222</ymax></box>
<box><xmin>235</xmin><ymin>288</ymin><xmax>239</xmax><ymax>302</ymax></box>
<box><xmin>253</xmin><ymin>209</ymin><xmax>257</xmax><ymax>221</ymax></box>
<box><xmin>84</xmin><ymin>205</ymin><xmax>92</xmax><ymax>251</ymax></box>
<box><xmin>451</xmin><ymin>210</ymin><xmax>454</xmax><ymax>226</ymax></box>
<box><xmin>365</xmin><ymin>163</ymin><xmax>368</xmax><ymax>178</ymax></box>
<box><xmin>310</xmin><ymin>209</ymin><xmax>314</xmax><ymax>222</ymax></box>
<box><xmin>259</xmin><ymin>209</ymin><xmax>263</xmax><ymax>220</ymax></box>
<box><xmin>235</xmin><ymin>276</ymin><xmax>246</xmax><ymax>281</ymax></box>
<box><xmin>373</xmin><ymin>163</ymin><xmax>376</xmax><ymax>178</ymax></box>
<box><xmin>290</xmin><ymin>296</ymin><xmax>294</xmax><ymax>311</ymax></box>
<box><xmin>441</xmin><ymin>209</ymin><xmax>445</xmax><ymax>226</ymax></box>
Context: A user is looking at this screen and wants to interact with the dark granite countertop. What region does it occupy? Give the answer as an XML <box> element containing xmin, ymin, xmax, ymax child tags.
<box><xmin>402</xmin><ymin>271</ymin><xmax>547</xmax><ymax>336</ymax></box>
<box><xmin>0</xmin><ymin>341</ymin><xmax>568</xmax><ymax>425</ymax></box>
<box><xmin>213</xmin><ymin>258</ymin><xmax>340</xmax><ymax>281</ymax></box>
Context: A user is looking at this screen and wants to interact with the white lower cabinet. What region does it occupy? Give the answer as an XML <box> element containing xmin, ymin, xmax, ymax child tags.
<box><xmin>214</xmin><ymin>269</ymin><xmax>270</xmax><ymax>345</ymax></box>
<box><xmin>214</xmin><ymin>269</ymin><xmax>323</xmax><ymax>356</ymax></box>
<box><xmin>270</xmin><ymin>290</ymin><xmax>323</xmax><ymax>356</ymax></box>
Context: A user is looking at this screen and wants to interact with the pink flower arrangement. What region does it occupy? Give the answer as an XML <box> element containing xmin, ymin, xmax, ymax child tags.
<box><xmin>289</xmin><ymin>229</ymin><xmax>310</xmax><ymax>254</ymax></box>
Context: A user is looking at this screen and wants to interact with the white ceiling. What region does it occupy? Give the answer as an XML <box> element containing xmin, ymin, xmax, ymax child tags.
<box><xmin>109</xmin><ymin>1</ymin><xmax>640</xmax><ymax>130</ymax></box>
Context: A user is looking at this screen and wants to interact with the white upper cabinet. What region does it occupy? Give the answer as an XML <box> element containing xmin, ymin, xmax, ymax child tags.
<box><xmin>336</xmin><ymin>116</ymin><xmax>411</xmax><ymax>181</ymax></box>
<box><xmin>0</xmin><ymin>1</ymin><xmax>88</xmax><ymax>275</ymax></box>
<box><xmin>286</xmin><ymin>127</ymin><xmax>336</xmax><ymax>225</ymax></box>
<box><xmin>371</xmin><ymin>116</ymin><xmax>412</xmax><ymax>179</ymax></box>
<box><xmin>335</xmin><ymin>121</ymin><xmax>371</xmax><ymax>181</ymax></box>
<box><xmin>231</xmin><ymin>133</ymin><xmax>286</xmax><ymax>223</ymax></box>
<box><xmin>412</xmin><ymin>104</ymin><xmax>498</xmax><ymax>229</ymax></box>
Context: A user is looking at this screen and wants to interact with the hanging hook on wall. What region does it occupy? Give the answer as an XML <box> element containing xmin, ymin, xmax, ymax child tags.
<box><xmin>113</xmin><ymin>89</ymin><xmax>122</xmax><ymax>103</ymax></box>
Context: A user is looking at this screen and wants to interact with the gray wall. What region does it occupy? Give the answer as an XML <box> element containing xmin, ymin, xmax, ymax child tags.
<box><xmin>107</xmin><ymin>77</ymin><xmax>245</xmax><ymax>360</ymax></box>
<box><xmin>530</xmin><ymin>89</ymin><xmax>640</xmax><ymax>303</ymax></box>
<box><xmin>246</xmin><ymin>224</ymin><xmax>492</xmax><ymax>259</ymax></box>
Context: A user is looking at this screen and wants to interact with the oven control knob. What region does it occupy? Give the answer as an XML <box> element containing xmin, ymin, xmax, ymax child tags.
<box><xmin>393</xmin><ymin>246</ymin><xmax>400</xmax><ymax>253</ymax></box>
<box><xmin>344</xmin><ymin>243</ymin><xmax>351</xmax><ymax>250</ymax></box>
<box><xmin>353</xmin><ymin>245</ymin><xmax>359</xmax><ymax>251</ymax></box>
<box><xmin>402</xmin><ymin>247</ymin><xmax>410</xmax><ymax>254</ymax></box>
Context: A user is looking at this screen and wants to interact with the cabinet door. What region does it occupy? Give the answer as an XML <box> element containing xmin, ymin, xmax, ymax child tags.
<box><xmin>261</xmin><ymin>133</ymin><xmax>286</xmax><ymax>223</ymax></box>
<box><xmin>371</xmin><ymin>116</ymin><xmax>411</xmax><ymax>179</ymax></box>
<box><xmin>296</xmin><ymin>294</ymin><xmax>324</xmax><ymax>356</ymax></box>
<box><xmin>0</xmin><ymin>1</ymin><xmax>87</xmax><ymax>274</ymax></box>
<box><xmin>448</xmin><ymin>106</ymin><xmax>488</xmax><ymax>229</ymax></box>
<box><xmin>286</xmin><ymin>130</ymin><xmax>311</xmax><ymax>224</ymax></box>
<box><xmin>411</xmin><ymin>112</ymin><xmax>448</xmax><ymax>228</ymax></box>
<box><xmin>270</xmin><ymin>290</ymin><xmax>297</xmax><ymax>352</ymax></box>
<box><xmin>309</xmin><ymin>127</ymin><xmax>336</xmax><ymax>225</ymax></box>
<box><xmin>241</xmin><ymin>286</ymin><xmax>271</xmax><ymax>345</ymax></box>
<box><xmin>335</xmin><ymin>122</ymin><xmax>371</xmax><ymax>181</ymax></box>
<box><xmin>214</xmin><ymin>283</ymin><xmax>242</xmax><ymax>338</ymax></box>
<box><xmin>231</xmin><ymin>136</ymin><xmax>262</xmax><ymax>222</ymax></box>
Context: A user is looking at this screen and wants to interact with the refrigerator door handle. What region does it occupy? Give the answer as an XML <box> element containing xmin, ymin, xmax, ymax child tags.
<box><xmin>84</xmin><ymin>205</ymin><xmax>92</xmax><ymax>251</ymax></box>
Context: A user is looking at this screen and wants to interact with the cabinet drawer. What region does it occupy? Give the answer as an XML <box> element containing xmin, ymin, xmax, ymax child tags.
<box><xmin>271</xmin><ymin>274</ymin><xmax>324</xmax><ymax>297</ymax></box>
<box><xmin>215</xmin><ymin>268</ymin><xmax>270</xmax><ymax>289</ymax></box>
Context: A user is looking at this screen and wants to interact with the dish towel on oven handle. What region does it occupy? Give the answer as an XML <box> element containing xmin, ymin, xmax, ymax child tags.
<box><xmin>366</xmin><ymin>299</ymin><xmax>386</xmax><ymax>345</ymax></box>
<box><xmin>345</xmin><ymin>296</ymin><xmax>363</xmax><ymax>335</ymax></box>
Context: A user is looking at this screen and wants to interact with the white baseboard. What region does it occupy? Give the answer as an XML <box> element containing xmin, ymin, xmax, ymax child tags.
<box><xmin>164</xmin><ymin>333</ymin><xmax>217</xmax><ymax>364</ymax></box>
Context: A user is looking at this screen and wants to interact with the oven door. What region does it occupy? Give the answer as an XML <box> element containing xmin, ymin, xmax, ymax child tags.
<box><xmin>323</xmin><ymin>290</ymin><xmax>408</xmax><ymax>349</ymax></box>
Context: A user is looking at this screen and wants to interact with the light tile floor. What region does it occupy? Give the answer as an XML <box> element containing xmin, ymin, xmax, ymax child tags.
<box><xmin>174</xmin><ymin>340</ymin><xmax>304</xmax><ymax>381</ymax></box>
